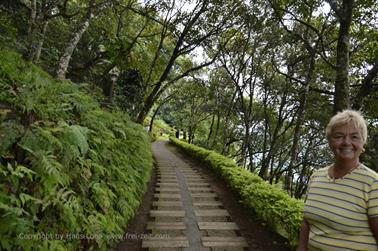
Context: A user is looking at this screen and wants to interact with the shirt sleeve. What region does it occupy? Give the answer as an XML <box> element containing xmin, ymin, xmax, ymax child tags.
<box><xmin>368</xmin><ymin>178</ymin><xmax>378</xmax><ymax>218</ymax></box>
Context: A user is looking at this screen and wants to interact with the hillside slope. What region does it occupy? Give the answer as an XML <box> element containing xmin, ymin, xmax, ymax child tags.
<box><xmin>0</xmin><ymin>49</ymin><xmax>152</xmax><ymax>251</ymax></box>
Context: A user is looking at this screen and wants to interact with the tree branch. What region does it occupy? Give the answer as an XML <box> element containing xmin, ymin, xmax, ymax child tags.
<box><xmin>352</xmin><ymin>61</ymin><xmax>378</xmax><ymax>110</ymax></box>
<box><xmin>273</xmin><ymin>63</ymin><xmax>335</xmax><ymax>95</ymax></box>
<box><xmin>325</xmin><ymin>0</ymin><xmax>342</xmax><ymax>18</ymax></box>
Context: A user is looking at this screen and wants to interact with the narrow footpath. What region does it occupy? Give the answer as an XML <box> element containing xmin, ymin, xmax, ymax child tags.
<box><xmin>116</xmin><ymin>141</ymin><xmax>290</xmax><ymax>251</ymax></box>
<box><xmin>142</xmin><ymin>141</ymin><xmax>248</xmax><ymax>251</ymax></box>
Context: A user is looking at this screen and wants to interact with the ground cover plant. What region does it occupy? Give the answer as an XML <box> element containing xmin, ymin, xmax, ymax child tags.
<box><xmin>0</xmin><ymin>49</ymin><xmax>153</xmax><ymax>251</ymax></box>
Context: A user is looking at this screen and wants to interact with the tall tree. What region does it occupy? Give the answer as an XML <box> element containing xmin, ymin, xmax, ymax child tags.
<box><xmin>326</xmin><ymin>0</ymin><xmax>355</xmax><ymax>113</ymax></box>
<box><xmin>270</xmin><ymin>1</ymin><xmax>332</xmax><ymax>193</ymax></box>
<box><xmin>136</xmin><ymin>0</ymin><xmax>240</xmax><ymax>123</ymax></box>
<box><xmin>23</xmin><ymin>0</ymin><xmax>77</xmax><ymax>62</ymax></box>
<box><xmin>56</xmin><ymin>0</ymin><xmax>100</xmax><ymax>80</ymax></box>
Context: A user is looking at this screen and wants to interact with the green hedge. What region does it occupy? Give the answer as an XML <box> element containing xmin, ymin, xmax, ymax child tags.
<box><xmin>0</xmin><ymin>49</ymin><xmax>153</xmax><ymax>250</ymax></box>
<box><xmin>170</xmin><ymin>137</ymin><xmax>303</xmax><ymax>247</ymax></box>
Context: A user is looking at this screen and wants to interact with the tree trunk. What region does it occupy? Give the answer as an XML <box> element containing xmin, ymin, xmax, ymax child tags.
<box><xmin>294</xmin><ymin>139</ymin><xmax>312</xmax><ymax>199</ymax></box>
<box><xmin>213</xmin><ymin>114</ymin><xmax>221</xmax><ymax>147</ymax></box>
<box><xmin>25</xmin><ymin>0</ymin><xmax>37</xmax><ymax>61</ymax></box>
<box><xmin>149</xmin><ymin>110</ymin><xmax>158</xmax><ymax>133</ymax></box>
<box><xmin>221</xmin><ymin>90</ymin><xmax>237</xmax><ymax>154</ymax></box>
<box><xmin>259</xmin><ymin>84</ymin><xmax>270</xmax><ymax>179</ymax></box>
<box><xmin>188</xmin><ymin>128</ymin><xmax>193</xmax><ymax>144</ymax></box>
<box><xmin>262</xmin><ymin>89</ymin><xmax>289</xmax><ymax>181</ymax></box>
<box><xmin>149</xmin><ymin>101</ymin><xmax>166</xmax><ymax>132</ymax></box>
<box><xmin>207</xmin><ymin>113</ymin><xmax>216</xmax><ymax>147</ymax></box>
<box><xmin>329</xmin><ymin>0</ymin><xmax>354</xmax><ymax>113</ymax></box>
<box><xmin>285</xmin><ymin>97</ymin><xmax>307</xmax><ymax>195</ymax></box>
<box><xmin>285</xmin><ymin>53</ymin><xmax>315</xmax><ymax>195</ymax></box>
<box><xmin>56</xmin><ymin>16</ymin><xmax>91</xmax><ymax>80</ymax></box>
<box><xmin>33</xmin><ymin>21</ymin><xmax>49</xmax><ymax>62</ymax></box>
<box><xmin>26</xmin><ymin>19</ymin><xmax>49</xmax><ymax>62</ymax></box>
<box><xmin>25</xmin><ymin>1</ymin><xmax>54</xmax><ymax>62</ymax></box>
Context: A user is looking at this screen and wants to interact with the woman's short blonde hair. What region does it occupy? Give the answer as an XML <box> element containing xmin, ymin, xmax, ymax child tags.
<box><xmin>325</xmin><ymin>109</ymin><xmax>368</xmax><ymax>143</ymax></box>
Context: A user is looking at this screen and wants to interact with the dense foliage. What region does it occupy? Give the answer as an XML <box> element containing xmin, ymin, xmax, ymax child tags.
<box><xmin>170</xmin><ymin>137</ymin><xmax>303</xmax><ymax>247</ymax></box>
<box><xmin>1</xmin><ymin>0</ymin><xmax>377</xmax><ymax>197</ymax></box>
<box><xmin>0</xmin><ymin>49</ymin><xmax>153</xmax><ymax>250</ymax></box>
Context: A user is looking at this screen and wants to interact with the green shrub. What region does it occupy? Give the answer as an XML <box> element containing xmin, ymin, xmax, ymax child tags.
<box><xmin>170</xmin><ymin>137</ymin><xmax>303</xmax><ymax>247</ymax></box>
<box><xmin>0</xmin><ymin>49</ymin><xmax>153</xmax><ymax>250</ymax></box>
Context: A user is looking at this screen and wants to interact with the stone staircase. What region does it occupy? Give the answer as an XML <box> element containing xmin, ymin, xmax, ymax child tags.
<box><xmin>142</xmin><ymin>142</ymin><xmax>249</xmax><ymax>251</ymax></box>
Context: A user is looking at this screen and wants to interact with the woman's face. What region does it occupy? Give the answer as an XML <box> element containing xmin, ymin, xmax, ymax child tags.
<box><xmin>329</xmin><ymin>122</ymin><xmax>364</xmax><ymax>163</ymax></box>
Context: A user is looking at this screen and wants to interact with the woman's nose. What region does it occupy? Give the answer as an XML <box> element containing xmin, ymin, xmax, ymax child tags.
<box><xmin>342</xmin><ymin>136</ymin><xmax>352</xmax><ymax>144</ymax></box>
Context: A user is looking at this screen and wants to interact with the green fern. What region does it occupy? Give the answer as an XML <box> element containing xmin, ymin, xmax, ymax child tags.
<box><xmin>0</xmin><ymin>49</ymin><xmax>153</xmax><ymax>251</ymax></box>
<box><xmin>0</xmin><ymin>121</ymin><xmax>24</xmax><ymax>156</ymax></box>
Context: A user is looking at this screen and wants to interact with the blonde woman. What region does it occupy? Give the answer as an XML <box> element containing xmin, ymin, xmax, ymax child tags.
<box><xmin>298</xmin><ymin>110</ymin><xmax>378</xmax><ymax>251</ymax></box>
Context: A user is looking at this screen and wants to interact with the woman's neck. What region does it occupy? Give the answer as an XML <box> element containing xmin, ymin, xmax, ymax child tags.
<box><xmin>330</xmin><ymin>159</ymin><xmax>360</xmax><ymax>179</ymax></box>
<box><xmin>334</xmin><ymin>159</ymin><xmax>360</xmax><ymax>171</ymax></box>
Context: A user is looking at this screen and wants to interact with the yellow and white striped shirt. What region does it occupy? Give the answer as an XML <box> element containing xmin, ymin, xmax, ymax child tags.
<box><xmin>304</xmin><ymin>164</ymin><xmax>378</xmax><ymax>251</ymax></box>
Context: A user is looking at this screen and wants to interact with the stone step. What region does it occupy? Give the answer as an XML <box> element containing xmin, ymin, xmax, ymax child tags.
<box><xmin>157</xmin><ymin>178</ymin><xmax>177</xmax><ymax>181</ymax></box>
<box><xmin>157</xmin><ymin>180</ymin><xmax>178</xmax><ymax>183</ymax></box>
<box><xmin>152</xmin><ymin>201</ymin><xmax>183</xmax><ymax>207</ymax></box>
<box><xmin>198</xmin><ymin>222</ymin><xmax>239</xmax><ymax>230</ymax></box>
<box><xmin>189</xmin><ymin>187</ymin><xmax>213</xmax><ymax>192</ymax></box>
<box><xmin>156</xmin><ymin>183</ymin><xmax>179</xmax><ymax>187</ymax></box>
<box><xmin>195</xmin><ymin>209</ymin><xmax>230</xmax><ymax>217</ymax></box>
<box><xmin>186</xmin><ymin>183</ymin><xmax>210</xmax><ymax>187</ymax></box>
<box><xmin>201</xmin><ymin>236</ymin><xmax>248</xmax><ymax>247</ymax></box>
<box><xmin>154</xmin><ymin>194</ymin><xmax>181</xmax><ymax>199</ymax></box>
<box><xmin>191</xmin><ymin>193</ymin><xmax>217</xmax><ymax>198</ymax></box>
<box><xmin>193</xmin><ymin>201</ymin><xmax>222</xmax><ymax>206</ymax></box>
<box><xmin>147</xmin><ymin>222</ymin><xmax>186</xmax><ymax>230</ymax></box>
<box><xmin>142</xmin><ymin>236</ymin><xmax>189</xmax><ymax>248</ymax></box>
<box><xmin>155</xmin><ymin>187</ymin><xmax>180</xmax><ymax>192</ymax></box>
<box><xmin>186</xmin><ymin>177</ymin><xmax>206</xmax><ymax>180</ymax></box>
<box><xmin>150</xmin><ymin>210</ymin><xmax>185</xmax><ymax>217</ymax></box>
<box><xmin>157</xmin><ymin>175</ymin><xmax>177</xmax><ymax>178</ymax></box>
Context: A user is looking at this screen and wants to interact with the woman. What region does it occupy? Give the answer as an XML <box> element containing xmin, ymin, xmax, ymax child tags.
<box><xmin>298</xmin><ymin>110</ymin><xmax>378</xmax><ymax>251</ymax></box>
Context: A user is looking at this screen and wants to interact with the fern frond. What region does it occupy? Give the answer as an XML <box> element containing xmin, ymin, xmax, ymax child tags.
<box><xmin>19</xmin><ymin>193</ymin><xmax>42</xmax><ymax>207</ymax></box>
<box><xmin>60</xmin><ymin>125</ymin><xmax>89</xmax><ymax>160</ymax></box>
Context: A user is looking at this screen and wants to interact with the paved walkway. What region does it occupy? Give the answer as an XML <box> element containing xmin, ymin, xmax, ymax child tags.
<box><xmin>142</xmin><ymin>141</ymin><xmax>249</xmax><ymax>251</ymax></box>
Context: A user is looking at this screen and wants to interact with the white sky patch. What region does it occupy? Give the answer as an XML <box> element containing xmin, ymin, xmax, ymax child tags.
<box><xmin>190</xmin><ymin>46</ymin><xmax>209</xmax><ymax>65</ymax></box>
<box><xmin>179</xmin><ymin>0</ymin><xmax>197</xmax><ymax>13</ymax></box>
<box><xmin>314</xmin><ymin>2</ymin><xmax>331</xmax><ymax>16</ymax></box>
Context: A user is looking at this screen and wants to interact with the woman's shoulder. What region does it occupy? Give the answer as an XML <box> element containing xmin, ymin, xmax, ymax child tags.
<box><xmin>312</xmin><ymin>165</ymin><xmax>331</xmax><ymax>176</ymax></box>
<box><xmin>357</xmin><ymin>164</ymin><xmax>378</xmax><ymax>180</ymax></box>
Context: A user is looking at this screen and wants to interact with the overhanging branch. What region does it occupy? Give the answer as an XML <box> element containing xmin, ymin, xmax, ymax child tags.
<box><xmin>273</xmin><ymin>63</ymin><xmax>335</xmax><ymax>95</ymax></box>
